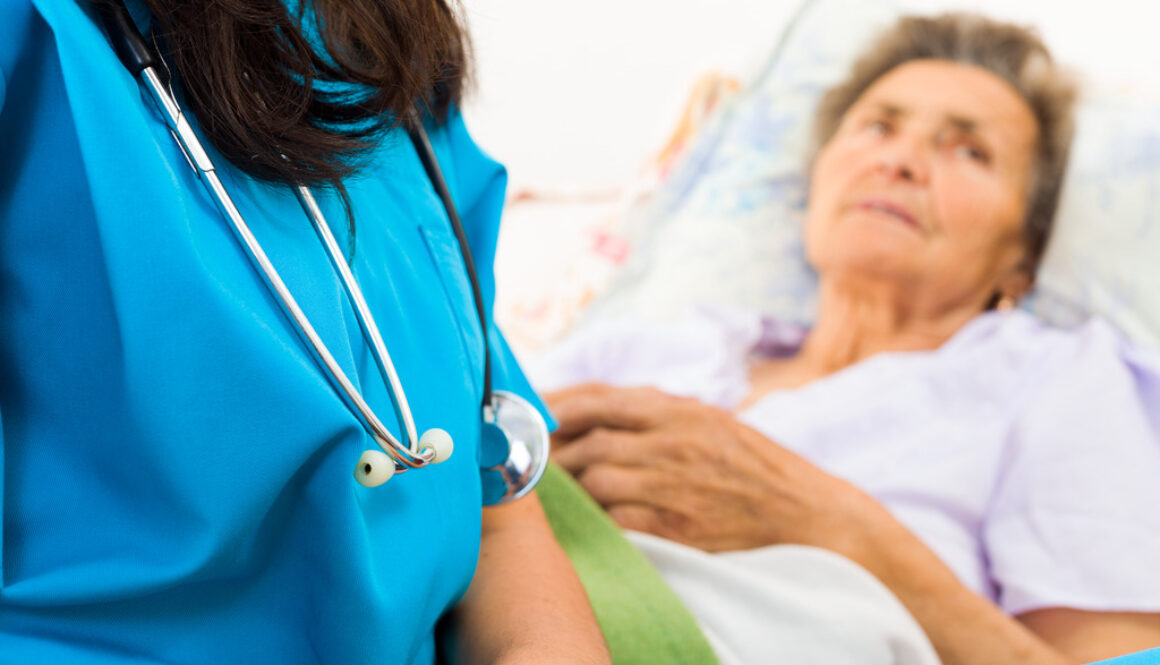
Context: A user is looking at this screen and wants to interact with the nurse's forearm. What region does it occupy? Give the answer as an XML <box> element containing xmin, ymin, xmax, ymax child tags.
<box><xmin>448</xmin><ymin>493</ymin><xmax>611</xmax><ymax>665</ymax></box>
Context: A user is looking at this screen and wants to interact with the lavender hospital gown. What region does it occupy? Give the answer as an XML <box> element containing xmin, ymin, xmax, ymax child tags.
<box><xmin>529</xmin><ymin>307</ymin><xmax>1160</xmax><ymax>665</ymax></box>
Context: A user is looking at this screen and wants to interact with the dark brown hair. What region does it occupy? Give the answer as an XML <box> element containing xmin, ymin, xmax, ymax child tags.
<box><xmin>106</xmin><ymin>0</ymin><xmax>471</xmax><ymax>191</ymax></box>
<box><xmin>812</xmin><ymin>13</ymin><xmax>1077</xmax><ymax>274</ymax></box>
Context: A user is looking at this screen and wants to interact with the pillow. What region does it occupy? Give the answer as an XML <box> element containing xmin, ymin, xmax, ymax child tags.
<box><xmin>1025</xmin><ymin>97</ymin><xmax>1160</xmax><ymax>343</ymax></box>
<box><xmin>572</xmin><ymin>0</ymin><xmax>895</xmax><ymax>330</ymax></box>
<box><xmin>571</xmin><ymin>0</ymin><xmax>1160</xmax><ymax>348</ymax></box>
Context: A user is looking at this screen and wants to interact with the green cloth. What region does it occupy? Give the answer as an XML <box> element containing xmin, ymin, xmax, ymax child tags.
<box><xmin>537</xmin><ymin>463</ymin><xmax>720</xmax><ymax>665</ymax></box>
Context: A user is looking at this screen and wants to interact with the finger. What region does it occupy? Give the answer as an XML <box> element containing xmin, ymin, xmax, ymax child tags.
<box><xmin>609</xmin><ymin>488</ymin><xmax>765</xmax><ymax>552</ymax></box>
<box><xmin>549</xmin><ymin>384</ymin><xmax>673</xmax><ymax>440</ymax></box>
<box><xmin>541</xmin><ymin>382</ymin><xmax>610</xmax><ymax>409</ymax></box>
<box><xmin>605</xmin><ymin>504</ymin><xmax>698</xmax><ymax>547</ymax></box>
<box><xmin>540</xmin><ymin>385</ymin><xmax>590</xmax><ymax>413</ymax></box>
<box><xmin>543</xmin><ymin>383</ymin><xmax>602</xmax><ymax>447</ymax></box>
<box><xmin>605</xmin><ymin>503</ymin><xmax>665</xmax><ymax>536</ymax></box>
<box><xmin>575</xmin><ymin>464</ymin><xmax>673</xmax><ymax>507</ymax></box>
<box><xmin>551</xmin><ymin>427</ymin><xmax>654</xmax><ymax>475</ymax></box>
<box><xmin>546</xmin><ymin>384</ymin><xmax>615</xmax><ymax>448</ymax></box>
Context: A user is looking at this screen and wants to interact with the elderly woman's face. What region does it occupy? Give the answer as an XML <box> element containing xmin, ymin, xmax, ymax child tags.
<box><xmin>805</xmin><ymin>60</ymin><xmax>1039</xmax><ymax>310</ymax></box>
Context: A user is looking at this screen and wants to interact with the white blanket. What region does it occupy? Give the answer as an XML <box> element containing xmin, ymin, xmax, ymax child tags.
<box><xmin>627</xmin><ymin>532</ymin><xmax>941</xmax><ymax>665</ymax></box>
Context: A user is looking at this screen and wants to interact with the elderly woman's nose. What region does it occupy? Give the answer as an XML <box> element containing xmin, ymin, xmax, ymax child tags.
<box><xmin>874</xmin><ymin>135</ymin><xmax>929</xmax><ymax>183</ymax></box>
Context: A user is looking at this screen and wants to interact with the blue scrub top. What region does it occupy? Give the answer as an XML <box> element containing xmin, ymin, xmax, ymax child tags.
<box><xmin>0</xmin><ymin>2</ymin><xmax>548</xmax><ymax>663</ymax></box>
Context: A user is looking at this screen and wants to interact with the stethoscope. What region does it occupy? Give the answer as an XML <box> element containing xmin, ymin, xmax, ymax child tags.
<box><xmin>96</xmin><ymin>0</ymin><xmax>548</xmax><ymax>505</ymax></box>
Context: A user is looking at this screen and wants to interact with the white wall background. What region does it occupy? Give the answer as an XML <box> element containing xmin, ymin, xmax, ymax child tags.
<box><xmin>462</xmin><ymin>0</ymin><xmax>1160</xmax><ymax>193</ymax></box>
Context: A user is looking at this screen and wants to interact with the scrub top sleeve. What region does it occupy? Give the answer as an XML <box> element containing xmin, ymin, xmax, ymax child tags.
<box><xmin>428</xmin><ymin>110</ymin><xmax>556</xmax><ymax>430</ymax></box>
<box><xmin>982</xmin><ymin>320</ymin><xmax>1160</xmax><ymax>616</ymax></box>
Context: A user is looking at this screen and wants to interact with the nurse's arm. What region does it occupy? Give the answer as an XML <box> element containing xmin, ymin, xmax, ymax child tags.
<box><xmin>446</xmin><ymin>493</ymin><xmax>611</xmax><ymax>665</ymax></box>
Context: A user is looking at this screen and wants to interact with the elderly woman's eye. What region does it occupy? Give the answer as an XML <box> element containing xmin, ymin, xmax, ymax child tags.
<box><xmin>953</xmin><ymin>143</ymin><xmax>989</xmax><ymax>163</ymax></box>
<box><xmin>867</xmin><ymin>120</ymin><xmax>891</xmax><ymax>136</ymax></box>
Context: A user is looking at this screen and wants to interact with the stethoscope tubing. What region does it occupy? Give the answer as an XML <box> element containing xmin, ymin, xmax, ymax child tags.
<box><xmin>133</xmin><ymin>59</ymin><xmax>432</xmax><ymax>470</ymax></box>
<box><xmin>294</xmin><ymin>185</ymin><xmax>423</xmax><ymax>457</ymax></box>
<box><xmin>93</xmin><ymin>1</ymin><xmax>553</xmax><ymax>498</ymax></box>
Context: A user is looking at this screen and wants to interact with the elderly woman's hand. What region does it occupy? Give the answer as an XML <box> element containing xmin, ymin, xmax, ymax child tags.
<box><xmin>546</xmin><ymin>383</ymin><xmax>893</xmax><ymax>558</ymax></box>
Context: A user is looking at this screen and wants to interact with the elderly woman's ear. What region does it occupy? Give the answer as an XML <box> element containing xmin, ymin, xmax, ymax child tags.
<box><xmin>991</xmin><ymin>261</ymin><xmax>1034</xmax><ymax>310</ymax></box>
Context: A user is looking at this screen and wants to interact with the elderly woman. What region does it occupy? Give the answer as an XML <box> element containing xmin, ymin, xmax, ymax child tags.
<box><xmin>534</xmin><ymin>13</ymin><xmax>1160</xmax><ymax>665</ymax></box>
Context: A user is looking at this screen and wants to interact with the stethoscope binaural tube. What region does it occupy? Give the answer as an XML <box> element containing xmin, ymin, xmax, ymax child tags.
<box><xmin>406</xmin><ymin>117</ymin><xmax>549</xmax><ymax>504</ymax></box>
<box><xmin>94</xmin><ymin>0</ymin><xmax>548</xmax><ymax>504</ymax></box>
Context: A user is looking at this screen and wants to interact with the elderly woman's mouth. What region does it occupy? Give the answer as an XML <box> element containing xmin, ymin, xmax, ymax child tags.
<box><xmin>854</xmin><ymin>199</ymin><xmax>921</xmax><ymax>231</ymax></box>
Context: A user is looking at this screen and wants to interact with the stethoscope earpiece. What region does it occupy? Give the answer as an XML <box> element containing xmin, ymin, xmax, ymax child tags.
<box><xmin>418</xmin><ymin>428</ymin><xmax>454</xmax><ymax>464</ymax></box>
<box><xmin>354</xmin><ymin>449</ymin><xmax>396</xmax><ymax>488</ymax></box>
<box><xmin>353</xmin><ymin>428</ymin><xmax>454</xmax><ymax>488</ymax></box>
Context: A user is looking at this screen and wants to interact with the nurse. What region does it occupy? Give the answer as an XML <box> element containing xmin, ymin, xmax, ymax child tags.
<box><xmin>0</xmin><ymin>1</ymin><xmax>609</xmax><ymax>664</ymax></box>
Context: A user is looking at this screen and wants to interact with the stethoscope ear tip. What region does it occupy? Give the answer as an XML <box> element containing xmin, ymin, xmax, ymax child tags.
<box><xmin>354</xmin><ymin>449</ymin><xmax>396</xmax><ymax>488</ymax></box>
<box><xmin>353</xmin><ymin>429</ymin><xmax>454</xmax><ymax>488</ymax></box>
<box><xmin>419</xmin><ymin>428</ymin><xmax>454</xmax><ymax>465</ymax></box>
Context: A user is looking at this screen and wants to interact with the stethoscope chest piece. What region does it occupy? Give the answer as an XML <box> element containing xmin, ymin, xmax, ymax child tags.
<box><xmin>479</xmin><ymin>390</ymin><xmax>550</xmax><ymax>506</ymax></box>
